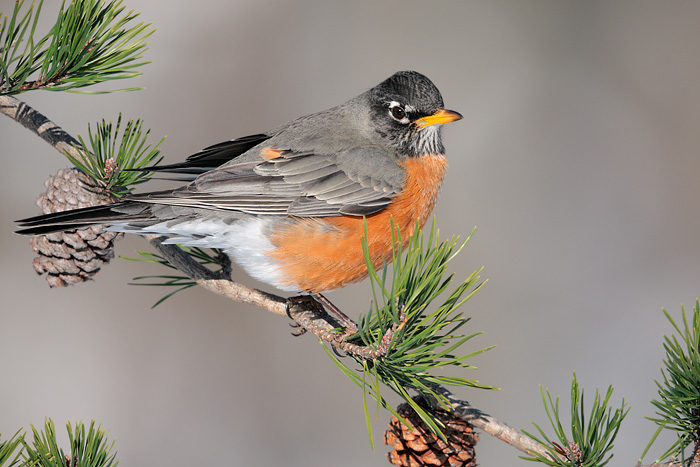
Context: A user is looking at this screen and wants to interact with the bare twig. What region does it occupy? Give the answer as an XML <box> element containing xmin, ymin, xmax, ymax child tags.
<box><xmin>147</xmin><ymin>235</ymin><xmax>288</xmax><ymax>316</ymax></box>
<box><xmin>0</xmin><ymin>95</ymin><xmax>84</xmax><ymax>158</ymax></box>
<box><xmin>637</xmin><ymin>462</ymin><xmax>685</xmax><ymax>467</ymax></box>
<box><xmin>427</xmin><ymin>385</ymin><xmax>564</xmax><ymax>462</ymax></box>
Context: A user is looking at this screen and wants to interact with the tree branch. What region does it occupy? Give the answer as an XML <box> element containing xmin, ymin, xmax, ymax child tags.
<box><xmin>638</xmin><ymin>462</ymin><xmax>685</xmax><ymax>467</ymax></box>
<box><xmin>0</xmin><ymin>95</ymin><xmax>83</xmax><ymax>158</ymax></box>
<box><xmin>427</xmin><ymin>385</ymin><xmax>563</xmax><ymax>462</ymax></box>
<box><xmin>146</xmin><ymin>235</ymin><xmax>288</xmax><ymax>316</ymax></box>
<box><xmin>2</xmin><ymin>92</ymin><xmax>568</xmax><ymax>463</ymax></box>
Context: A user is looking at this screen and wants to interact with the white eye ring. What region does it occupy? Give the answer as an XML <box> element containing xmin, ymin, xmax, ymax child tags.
<box><xmin>388</xmin><ymin>101</ymin><xmax>410</xmax><ymax>124</ymax></box>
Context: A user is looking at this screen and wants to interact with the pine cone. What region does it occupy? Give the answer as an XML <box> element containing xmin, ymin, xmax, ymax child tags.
<box><xmin>385</xmin><ymin>400</ymin><xmax>478</xmax><ymax>467</ymax></box>
<box><xmin>30</xmin><ymin>168</ymin><xmax>122</xmax><ymax>287</ymax></box>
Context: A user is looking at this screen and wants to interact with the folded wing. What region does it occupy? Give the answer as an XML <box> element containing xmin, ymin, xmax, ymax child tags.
<box><xmin>130</xmin><ymin>146</ymin><xmax>405</xmax><ymax>217</ymax></box>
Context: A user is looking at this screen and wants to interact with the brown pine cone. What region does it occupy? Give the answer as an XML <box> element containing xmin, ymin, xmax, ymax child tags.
<box><xmin>30</xmin><ymin>168</ymin><xmax>123</xmax><ymax>287</ymax></box>
<box><xmin>385</xmin><ymin>400</ymin><xmax>478</xmax><ymax>467</ymax></box>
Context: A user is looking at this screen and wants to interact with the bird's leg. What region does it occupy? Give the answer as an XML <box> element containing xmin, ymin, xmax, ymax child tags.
<box><xmin>215</xmin><ymin>250</ymin><xmax>233</xmax><ymax>279</ymax></box>
<box><xmin>312</xmin><ymin>293</ymin><xmax>358</xmax><ymax>335</ymax></box>
<box><xmin>285</xmin><ymin>298</ymin><xmax>309</xmax><ymax>336</ymax></box>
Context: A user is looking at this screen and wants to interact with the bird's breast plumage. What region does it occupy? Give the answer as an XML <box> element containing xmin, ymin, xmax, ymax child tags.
<box><xmin>262</xmin><ymin>153</ymin><xmax>448</xmax><ymax>292</ymax></box>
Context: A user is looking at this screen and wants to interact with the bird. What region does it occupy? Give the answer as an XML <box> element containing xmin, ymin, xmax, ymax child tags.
<box><xmin>16</xmin><ymin>71</ymin><xmax>463</xmax><ymax>294</ymax></box>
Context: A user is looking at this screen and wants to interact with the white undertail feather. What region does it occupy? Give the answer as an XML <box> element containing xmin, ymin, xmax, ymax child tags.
<box><xmin>109</xmin><ymin>218</ymin><xmax>298</xmax><ymax>292</ymax></box>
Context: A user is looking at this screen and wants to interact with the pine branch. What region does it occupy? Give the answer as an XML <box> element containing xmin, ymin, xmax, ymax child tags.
<box><xmin>0</xmin><ymin>419</ymin><xmax>118</xmax><ymax>467</ymax></box>
<box><xmin>0</xmin><ymin>0</ymin><xmax>153</xmax><ymax>95</ymax></box>
<box><xmin>643</xmin><ymin>301</ymin><xmax>700</xmax><ymax>465</ymax></box>
<box><xmin>0</xmin><ymin>429</ymin><xmax>23</xmax><ymax>467</ymax></box>
<box><xmin>320</xmin><ymin>221</ymin><xmax>497</xmax><ymax>445</ymax></box>
<box><xmin>0</xmin><ymin>94</ymin><xmax>83</xmax><ymax>157</ymax></box>
<box><xmin>67</xmin><ymin>114</ymin><xmax>164</xmax><ymax>195</ymax></box>
<box><xmin>522</xmin><ymin>373</ymin><xmax>628</xmax><ymax>467</ymax></box>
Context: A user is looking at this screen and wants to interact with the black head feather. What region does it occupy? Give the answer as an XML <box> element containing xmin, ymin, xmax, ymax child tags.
<box><xmin>367</xmin><ymin>71</ymin><xmax>452</xmax><ymax>157</ymax></box>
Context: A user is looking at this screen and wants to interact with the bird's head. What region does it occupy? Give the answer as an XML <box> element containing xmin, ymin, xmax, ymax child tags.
<box><xmin>367</xmin><ymin>71</ymin><xmax>462</xmax><ymax>157</ymax></box>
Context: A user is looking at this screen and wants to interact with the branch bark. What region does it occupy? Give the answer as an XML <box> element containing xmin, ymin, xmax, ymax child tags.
<box><xmin>1</xmin><ymin>92</ymin><xmax>606</xmax><ymax>464</ymax></box>
<box><xmin>146</xmin><ymin>235</ymin><xmax>288</xmax><ymax>316</ymax></box>
<box><xmin>0</xmin><ymin>94</ymin><xmax>84</xmax><ymax>158</ymax></box>
<box><xmin>638</xmin><ymin>462</ymin><xmax>685</xmax><ymax>467</ymax></box>
<box><xmin>428</xmin><ymin>385</ymin><xmax>563</xmax><ymax>462</ymax></box>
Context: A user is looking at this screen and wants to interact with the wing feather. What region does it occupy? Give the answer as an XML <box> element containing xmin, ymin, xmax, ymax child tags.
<box><xmin>128</xmin><ymin>146</ymin><xmax>405</xmax><ymax>217</ymax></box>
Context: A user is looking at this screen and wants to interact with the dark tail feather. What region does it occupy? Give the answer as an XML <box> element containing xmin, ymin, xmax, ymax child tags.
<box><xmin>129</xmin><ymin>133</ymin><xmax>270</xmax><ymax>175</ymax></box>
<box><xmin>15</xmin><ymin>201</ymin><xmax>145</xmax><ymax>235</ymax></box>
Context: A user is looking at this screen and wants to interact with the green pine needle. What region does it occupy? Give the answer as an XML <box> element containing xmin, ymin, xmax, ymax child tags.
<box><xmin>642</xmin><ymin>300</ymin><xmax>700</xmax><ymax>463</ymax></box>
<box><xmin>521</xmin><ymin>373</ymin><xmax>628</xmax><ymax>467</ymax></box>
<box><xmin>122</xmin><ymin>247</ymin><xmax>229</xmax><ymax>308</ymax></box>
<box><xmin>21</xmin><ymin>419</ymin><xmax>118</xmax><ymax>467</ymax></box>
<box><xmin>0</xmin><ymin>0</ymin><xmax>152</xmax><ymax>95</ymax></box>
<box><xmin>326</xmin><ymin>219</ymin><xmax>494</xmax><ymax>443</ymax></box>
<box><xmin>0</xmin><ymin>1</ymin><xmax>48</xmax><ymax>95</ymax></box>
<box><xmin>0</xmin><ymin>430</ymin><xmax>24</xmax><ymax>467</ymax></box>
<box><xmin>64</xmin><ymin>113</ymin><xmax>164</xmax><ymax>195</ymax></box>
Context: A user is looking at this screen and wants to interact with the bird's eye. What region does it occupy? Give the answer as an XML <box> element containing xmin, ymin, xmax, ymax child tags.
<box><xmin>388</xmin><ymin>102</ymin><xmax>409</xmax><ymax>124</ymax></box>
<box><xmin>391</xmin><ymin>106</ymin><xmax>406</xmax><ymax>120</ymax></box>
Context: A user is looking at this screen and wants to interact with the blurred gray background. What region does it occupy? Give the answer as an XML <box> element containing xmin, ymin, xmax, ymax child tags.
<box><xmin>2</xmin><ymin>1</ymin><xmax>700</xmax><ymax>466</ymax></box>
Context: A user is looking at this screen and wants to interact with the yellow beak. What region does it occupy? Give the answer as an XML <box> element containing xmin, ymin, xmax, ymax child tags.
<box><xmin>415</xmin><ymin>108</ymin><xmax>463</xmax><ymax>127</ymax></box>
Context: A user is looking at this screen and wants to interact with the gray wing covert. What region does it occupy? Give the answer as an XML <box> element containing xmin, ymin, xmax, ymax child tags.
<box><xmin>130</xmin><ymin>147</ymin><xmax>406</xmax><ymax>217</ymax></box>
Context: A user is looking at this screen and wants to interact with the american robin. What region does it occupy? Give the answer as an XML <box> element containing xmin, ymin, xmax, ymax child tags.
<box><xmin>16</xmin><ymin>71</ymin><xmax>462</xmax><ymax>294</ymax></box>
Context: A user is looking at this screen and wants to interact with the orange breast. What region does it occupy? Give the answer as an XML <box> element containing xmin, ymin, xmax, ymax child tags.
<box><xmin>266</xmin><ymin>154</ymin><xmax>447</xmax><ymax>292</ymax></box>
